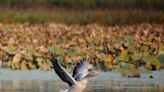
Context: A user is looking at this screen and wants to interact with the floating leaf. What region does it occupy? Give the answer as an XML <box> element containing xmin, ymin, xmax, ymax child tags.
<box><xmin>96</xmin><ymin>53</ymin><xmax>106</xmax><ymax>61</ymax></box>
<box><xmin>141</xmin><ymin>45</ymin><xmax>149</xmax><ymax>52</ymax></box>
<box><xmin>158</xmin><ymin>54</ymin><xmax>164</xmax><ymax>69</ymax></box>
<box><xmin>122</xmin><ymin>69</ymin><xmax>140</xmax><ymax>78</ymax></box>
<box><xmin>74</xmin><ymin>47</ymin><xmax>81</xmax><ymax>56</ymax></box>
<box><xmin>36</xmin><ymin>58</ymin><xmax>44</xmax><ymax>67</ymax></box>
<box><xmin>4</xmin><ymin>44</ymin><xmax>17</xmax><ymax>54</ymax></box>
<box><xmin>149</xmin><ymin>48</ymin><xmax>157</xmax><ymax>55</ymax></box>
<box><xmin>67</xmin><ymin>47</ymin><xmax>74</xmax><ymax>57</ymax></box>
<box><xmin>152</xmin><ymin>58</ymin><xmax>160</xmax><ymax>70</ymax></box>
<box><xmin>132</xmin><ymin>52</ymin><xmax>142</xmax><ymax>61</ymax></box>
<box><xmin>103</xmin><ymin>55</ymin><xmax>113</xmax><ymax>63</ymax></box>
<box><xmin>48</xmin><ymin>44</ymin><xmax>60</xmax><ymax>54</ymax></box>
<box><xmin>29</xmin><ymin>62</ymin><xmax>36</xmax><ymax>69</ymax></box>
<box><xmin>114</xmin><ymin>63</ymin><xmax>134</xmax><ymax>74</ymax></box>
<box><xmin>159</xmin><ymin>45</ymin><xmax>164</xmax><ymax>51</ymax></box>
<box><xmin>21</xmin><ymin>60</ymin><xmax>29</xmax><ymax>70</ymax></box>
<box><xmin>157</xmin><ymin>54</ymin><xmax>164</xmax><ymax>63</ymax></box>
<box><xmin>12</xmin><ymin>53</ymin><xmax>22</xmax><ymax>67</ymax></box>
<box><xmin>28</xmin><ymin>47</ymin><xmax>37</xmax><ymax>55</ymax></box>
<box><xmin>65</xmin><ymin>55</ymin><xmax>72</xmax><ymax>63</ymax></box>
<box><xmin>145</xmin><ymin>56</ymin><xmax>161</xmax><ymax>70</ymax></box>
<box><xmin>128</xmin><ymin>45</ymin><xmax>136</xmax><ymax>53</ymax></box>
<box><xmin>114</xmin><ymin>57</ymin><xmax>121</xmax><ymax>65</ymax></box>
<box><xmin>0</xmin><ymin>23</ymin><xmax>163</xmax><ymax>71</ymax></box>
<box><xmin>120</xmin><ymin>50</ymin><xmax>130</xmax><ymax>62</ymax></box>
<box><xmin>104</xmin><ymin>63</ymin><xmax>113</xmax><ymax>71</ymax></box>
<box><xmin>122</xmin><ymin>36</ymin><xmax>134</xmax><ymax>45</ymax></box>
<box><xmin>145</xmin><ymin>62</ymin><xmax>152</xmax><ymax>70</ymax></box>
<box><xmin>39</xmin><ymin>63</ymin><xmax>50</xmax><ymax>71</ymax></box>
<box><xmin>138</xmin><ymin>66</ymin><xmax>151</xmax><ymax>74</ymax></box>
<box><xmin>143</xmin><ymin>54</ymin><xmax>151</xmax><ymax>63</ymax></box>
<box><xmin>86</xmin><ymin>37</ymin><xmax>93</xmax><ymax>45</ymax></box>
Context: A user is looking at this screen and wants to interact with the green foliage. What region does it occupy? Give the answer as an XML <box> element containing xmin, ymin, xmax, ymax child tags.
<box><xmin>5</xmin><ymin>44</ymin><xmax>17</xmax><ymax>54</ymax></box>
<box><xmin>0</xmin><ymin>0</ymin><xmax>164</xmax><ymax>10</ymax></box>
<box><xmin>144</xmin><ymin>54</ymin><xmax>161</xmax><ymax>70</ymax></box>
<box><xmin>28</xmin><ymin>47</ymin><xmax>37</xmax><ymax>55</ymax></box>
<box><xmin>0</xmin><ymin>0</ymin><xmax>164</xmax><ymax>24</ymax></box>
<box><xmin>122</xmin><ymin>36</ymin><xmax>135</xmax><ymax>45</ymax></box>
<box><xmin>132</xmin><ymin>52</ymin><xmax>142</xmax><ymax>61</ymax></box>
<box><xmin>0</xmin><ymin>23</ymin><xmax>163</xmax><ymax>71</ymax></box>
<box><xmin>120</xmin><ymin>50</ymin><xmax>131</xmax><ymax>62</ymax></box>
<box><xmin>114</xmin><ymin>63</ymin><xmax>134</xmax><ymax>73</ymax></box>
<box><xmin>143</xmin><ymin>54</ymin><xmax>151</xmax><ymax>63</ymax></box>
<box><xmin>0</xmin><ymin>9</ymin><xmax>164</xmax><ymax>25</ymax></box>
<box><xmin>138</xmin><ymin>66</ymin><xmax>151</xmax><ymax>74</ymax></box>
<box><xmin>114</xmin><ymin>57</ymin><xmax>121</xmax><ymax>65</ymax></box>
<box><xmin>157</xmin><ymin>54</ymin><xmax>164</xmax><ymax>63</ymax></box>
<box><xmin>67</xmin><ymin>48</ymin><xmax>74</xmax><ymax>57</ymax></box>
<box><xmin>149</xmin><ymin>48</ymin><xmax>157</xmax><ymax>55</ymax></box>
<box><xmin>141</xmin><ymin>45</ymin><xmax>149</xmax><ymax>52</ymax></box>
<box><xmin>48</xmin><ymin>45</ymin><xmax>60</xmax><ymax>54</ymax></box>
<box><xmin>128</xmin><ymin>45</ymin><xmax>136</xmax><ymax>53</ymax></box>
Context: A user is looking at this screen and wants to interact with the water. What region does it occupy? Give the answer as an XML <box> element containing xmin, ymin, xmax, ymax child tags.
<box><xmin>0</xmin><ymin>69</ymin><xmax>164</xmax><ymax>92</ymax></box>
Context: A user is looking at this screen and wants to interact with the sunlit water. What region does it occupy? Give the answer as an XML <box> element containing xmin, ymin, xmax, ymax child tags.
<box><xmin>0</xmin><ymin>69</ymin><xmax>164</xmax><ymax>92</ymax></box>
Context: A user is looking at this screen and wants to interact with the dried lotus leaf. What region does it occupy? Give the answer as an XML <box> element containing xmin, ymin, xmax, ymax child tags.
<box><xmin>39</xmin><ymin>63</ymin><xmax>50</xmax><ymax>71</ymax></box>
<box><xmin>103</xmin><ymin>55</ymin><xmax>113</xmax><ymax>63</ymax></box>
<box><xmin>29</xmin><ymin>62</ymin><xmax>36</xmax><ymax>69</ymax></box>
<box><xmin>65</xmin><ymin>55</ymin><xmax>72</xmax><ymax>63</ymax></box>
<box><xmin>120</xmin><ymin>50</ymin><xmax>130</xmax><ymax>62</ymax></box>
<box><xmin>12</xmin><ymin>53</ymin><xmax>22</xmax><ymax>64</ymax></box>
<box><xmin>21</xmin><ymin>60</ymin><xmax>29</xmax><ymax>70</ymax></box>
<box><xmin>3</xmin><ymin>45</ymin><xmax>17</xmax><ymax>55</ymax></box>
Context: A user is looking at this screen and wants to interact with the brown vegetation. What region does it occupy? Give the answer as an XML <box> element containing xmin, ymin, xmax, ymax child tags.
<box><xmin>0</xmin><ymin>23</ymin><xmax>163</xmax><ymax>71</ymax></box>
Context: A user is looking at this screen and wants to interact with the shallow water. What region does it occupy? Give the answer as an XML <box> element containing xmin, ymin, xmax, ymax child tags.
<box><xmin>0</xmin><ymin>69</ymin><xmax>164</xmax><ymax>92</ymax></box>
<box><xmin>0</xmin><ymin>79</ymin><xmax>163</xmax><ymax>92</ymax></box>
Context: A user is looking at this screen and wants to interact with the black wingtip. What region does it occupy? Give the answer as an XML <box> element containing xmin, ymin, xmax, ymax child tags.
<box><xmin>51</xmin><ymin>53</ymin><xmax>58</xmax><ymax>59</ymax></box>
<box><xmin>78</xmin><ymin>57</ymin><xmax>88</xmax><ymax>66</ymax></box>
<box><xmin>50</xmin><ymin>53</ymin><xmax>59</xmax><ymax>66</ymax></box>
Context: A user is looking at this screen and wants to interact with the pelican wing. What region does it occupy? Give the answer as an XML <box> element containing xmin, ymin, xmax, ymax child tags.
<box><xmin>51</xmin><ymin>56</ymin><xmax>77</xmax><ymax>86</ymax></box>
<box><xmin>72</xmin><ymin>59</ymin><xmax>89</xmax><ymax>81</ymax></box>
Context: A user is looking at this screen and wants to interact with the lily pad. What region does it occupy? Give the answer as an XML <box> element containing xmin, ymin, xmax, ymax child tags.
<box><xmin>143</xmin><ymin>54</ymin><xmax>151</xmax><ymax>63</ymax></box>
<box><xmin>141</xmin><ymin>45</ymin><xmax>149</xmax><ymax>52</ymax></box>
<box><xmin>4</xmin><ymin>45</ymin><xmax>17</xmax><ymax>54</ymax></box>
<box><xmin>149</xmin><ymin>48</ymin><xmax>158</xmax><ymax>55</ymax></box>
<box><xmin>114</xmin><ymin>63</ymin><xmax>134</xmax><ymax>74</ymax></box>
<box><xmin>128</xmin><ymin>45</ymin><xmax>136</xmax><ymax>53</ymax></box>
<box><xmin>120</xmin><ymin>50</ymin><xmax>130</xmax><ymax>62</ymax></box>
<box><xmin>157</xmin><ymin>54</ymin><xmax>164</xmax><ymax>63</ymax></box>
<box><xmin>48</xmin><ymin>45</ymin><xmax>60</xmax><ymax>54</ymax></box>
<box><xmin>67</xmin><ymin>47</ymin><xmax>74</xmax><ymax>57</ymax></box>
<box><xmin>122</xmin><ymin>36</ymin><xmax>134</xmax><ymax>45</ymax></box>
<box><xmin>114</xmin><ymin>57</ymin><xmax>121</xmax><ymax>65</ymax></box>
<box><xmin>145</xmin><ymin>56</ymin><xmax>161</xmax><ymax>70</ymax></box>
<box><xmin>132</xmin><ymin>52</ymin><xmax>142</xmax><ymax>61</ymax></box>
<box><xmin>122</xmin><ymin>69</ymin><xmax>140</xmax><ymax>78</ymax></box>
<box><xmin>138</xmin><ymin>66</ymin><xmax>151</xmax><ymax>74</ymax></box>
<box><xmin>28</xmin><ymin>47</ymin><xmax>37</xmax><ymax>55</ymax></box>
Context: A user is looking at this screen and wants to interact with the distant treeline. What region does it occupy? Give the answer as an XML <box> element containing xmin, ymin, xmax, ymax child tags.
<box><xmin>0</xmin><ymin>0</ymin><xmax>164</xmax><ymax>10</ymax></box>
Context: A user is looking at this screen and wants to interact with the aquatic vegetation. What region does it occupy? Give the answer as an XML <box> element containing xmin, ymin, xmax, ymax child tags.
<box><xmin>0</xmin><ymin>23</ymin><xmax>163</xmax><ymax>72</ymax></box>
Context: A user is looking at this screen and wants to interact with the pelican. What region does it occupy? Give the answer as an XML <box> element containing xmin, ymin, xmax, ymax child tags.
<box><xmin>50</xmin><ymin>56</ymin><xmax>99</xmax><ymax>92</ymax></box>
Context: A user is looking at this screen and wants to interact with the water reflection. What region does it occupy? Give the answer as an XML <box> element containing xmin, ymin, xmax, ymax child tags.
<box><xmin>0</xmin><ymin>79</ymin><xmax>163</xmax><ymax>92</ymax></box>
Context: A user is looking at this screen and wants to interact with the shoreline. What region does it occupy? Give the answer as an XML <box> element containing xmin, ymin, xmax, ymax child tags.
<box><xmin>0</xmin><ymin>69</ymin><xmax>164</xmax><ymax>84</ymax></box>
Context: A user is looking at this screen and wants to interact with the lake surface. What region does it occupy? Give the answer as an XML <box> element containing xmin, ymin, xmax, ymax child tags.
<box><xmin>0</xmin><ymin>69</ymin><xmax>164</xmax><ymax>92</ymax></box>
